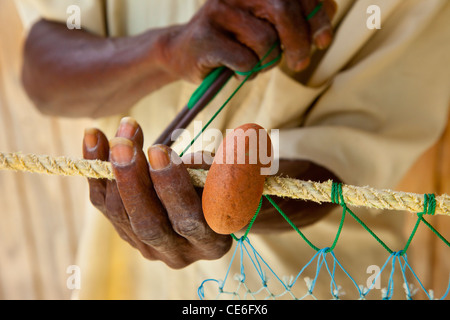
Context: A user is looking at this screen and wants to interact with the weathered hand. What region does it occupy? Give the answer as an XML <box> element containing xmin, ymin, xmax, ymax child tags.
<box><xmin>83</xmin><ymin>117</ymin><xmax>232</xmax><ymax>269</ymax></box>
<box><xmin>162</xmin><ymin>0</ymin><xmax>337</xmax><ymax>82</ymax></box>
<box><xmin>22</xmin><ymin>0</ymin><xmax>336</xmax><ymax>118</ymax></box>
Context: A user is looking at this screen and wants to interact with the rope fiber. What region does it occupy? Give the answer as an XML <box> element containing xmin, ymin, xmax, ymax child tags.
<box><xmin>1</xmin><ymin>151</ymin><xmax>450</xmax><ymax>216</ymax></box>
<box><xmin>2</xmin><ymin>2</ymin><xmax>449</xmax><ymax>300</ymax></box>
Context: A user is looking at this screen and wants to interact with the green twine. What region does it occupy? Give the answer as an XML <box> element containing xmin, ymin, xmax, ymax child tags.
<box><xmin>258</xmin><ymin>184</ymin><xmax>345</xmax><ymax>254</ymax></box>
<box><xmin>239</xmin><ymin>185</ymin><xmax>449</xmax><ymax>261</ymax></box>
<box><xmin>231</xmin><ymin>197</ymin><xmax>263</xmax><ymax>242</ymax></box>
<box><xmin>265</xmin><ymin>194</ymin><xmax>321</xmax><ymax>252</ymax></box>
<box><xmin>420</xmin><ymin>215</ymin><xmax>450</xmax><ymax>248</ymax></box>
<box><xmin>327</xmin><ymin>183</ymin><xmax>347</xmax><ymax>253</ymax></box>
<box><xmin>187</xmin><ymin>66</ymin><xmax>229</xmax><ymax>110</ymax></box>
<box><xmin>333</xmin><ymin>182</ymin><xmax>394</xmax><ymax>254</ymax></box>
<box><xmin>400</xmin><ymin>194</ymin><xmax>437</xmax><ymax>255</ymax></box>
<box><xmin>234</xmin><ymin>54</ymin><xmax>282</xmax><ymax>77</ymax></box>
<box><xmin>180</xmin><ymin>41</ymin><xmax>279</xmax><ymax>157</ymax></box>
<box><xmin>325</xmin><ymin>185</ymin><xmax>444</xmax><ymax>256</ymax></box>
<box><xmin>186</xmin><ymin>46</ymin><xmax>280</xmax><ymax>110</ymax></box>
<box><xmin>307</xmin><ymin>1</ymin><xmax>324</xmax><ymax>21</ymax></box>
<box><xmin>182</xmin><ymin>1</ymin><xmax>324</xmax><ymax>155</ymax></box>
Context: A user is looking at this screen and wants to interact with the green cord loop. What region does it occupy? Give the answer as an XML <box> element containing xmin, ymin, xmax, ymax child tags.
<box><xmin>423</xmin><ymin>193</ymin><xmax>436</xmax><ymax>216</ymax></box>
<box><xmin>400</xmin><ymin>193</ymin><xmax>437</xmax><ymax>255</ymax></box>
<box><xmin>330</xmin><ymin>181</ymin><xmax>342</xmax><ymax>205</ymax></box>
<box><xmin>234</xmin><ymin>54</ymin><xmax>282</xmax><ymax>76</ymax></box>
<box><xmin>326</xmin><ymin>182</ymin><xmax>347</xmax><ymax>253</ymax></box>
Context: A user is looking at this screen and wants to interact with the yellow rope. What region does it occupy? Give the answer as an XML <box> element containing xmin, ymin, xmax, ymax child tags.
<box><xmin>1</xmin><ymin>151</ymin><xmax>450</xmax><ymax>216</ymax></box>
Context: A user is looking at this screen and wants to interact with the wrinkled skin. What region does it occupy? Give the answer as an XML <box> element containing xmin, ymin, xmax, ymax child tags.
<box><xmin>22</xmin><ymin>0</ymin><xmax>336</xmax><ymax>117</ymax></box>
<box><xmin>165</xmin><ymin>0</ymin><xmax>337</xmax><ymax>82</ymax></box>
<box><xmin>22</xmin><ymin>0</ymin><xmax>340</xmax><ymax>268</ymax></box>
<box><xmin>83</xmin><ymin>118</ymin><xmax>232</xmax><ymax>269</ymax></box>
<box><xmin>83</xmin><ymin>118</ymin><xmax>340</xmax><ymax>268</ymax></box>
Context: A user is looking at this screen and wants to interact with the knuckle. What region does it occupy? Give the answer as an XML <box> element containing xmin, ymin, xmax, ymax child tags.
<box><xmin>204</xmin><ymin>1</ymin><xmax>224</xmax><ymax>20</ymax></box>
<box><xmin>114</xmin><ymin>227</ymin><xmax>136</xmax><ymax>247</ymax></box>
<box><xmin>166</xmin><ymin>259</ymin><xmax>191</xmax><ymax>270</ymax></box>
<box><xmin>104</xmin><ymin>200</ymin><xmax>129</xmax><ymax>224</ymax></box>
<box><xmin>190</xmin><ymin>28</ymin><xmax>219</xmax><ymax>55</ymax></box>
<box><xmin>138</xmin><ymin>246</ymin><xmax>158</xmax><ymax>261</ymax></box>
<box><xmin>271</xmin><ymin>0</ymin><xmax>290</xmax><ymax>15</ymax></box>
<box><xmin>132</xmin><ymin>219</ymin><xmax>169</xmax><ymax>247</ymax></box>
<box><xmin>255</xmin><ymin>32</ymin><xmax>277</xmax><ymax>51</ymax></box>
<box><xmin>172</xmin><ymin>219</ymin><xmax>205</xmax><ymax>238</ymax></box>
<box><xmin>232</xmin><ymin>52</ymin><xmax>258</xmax><ymax>72</ymax></box>
<box><xmin>263</xmin><ymin>29</ymin><xmax>278</xmax><ymax>45</ymax></box>
<box><xmin>108</xmin><ymin>213</ymin><xmax>129</xmax><ymax>226</ymax></box>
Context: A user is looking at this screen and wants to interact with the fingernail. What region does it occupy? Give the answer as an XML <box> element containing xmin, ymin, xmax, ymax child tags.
<box><xmin>295</xmin><ymin>56</ymin><xmax>311</xmax><ymax>71</ymax></box>
<box><xmin>116</xmin><ymin>117</ymin><xmax>138</xmax><ymax>139</ymax></box>
<box><xmin>110</xmin><ymin>137</ymin><xmax>134</xmax><ymax>165</ymax></box>
<box><xmin>148</xmin><ymin>145</ymin><xmax>170</xmax><ymax>170</ymax></box>
<box><xmin>314</xmin><ymin>27</ymin><xmax>333</xmax><ymax>50</ymax></box>
<box><xmin>84</xmin><ymin>128</ymin><xmax>98</xmax><ymax>150</ymax></box>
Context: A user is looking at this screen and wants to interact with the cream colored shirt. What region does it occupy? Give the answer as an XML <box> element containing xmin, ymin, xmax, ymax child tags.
<box><xmin>10</xmin><ymin>0</ymin><xmax>450</xmax><ymax>299</ymax></box>
<box><xmin>0</xmin><ymin>0</ymin><xmax>94</xmax><ymax>299</ymax></box>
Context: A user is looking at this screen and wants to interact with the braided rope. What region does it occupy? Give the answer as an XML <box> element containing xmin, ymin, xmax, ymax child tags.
<box><xmin>0</xmin><ymin>152</ymin><xmax>115</xmax><ymax>180</ymax></box>
<box><xmin>1</xmin><ymin>151</ymin><xmax>450</xmax><ymax>216</ymax></box>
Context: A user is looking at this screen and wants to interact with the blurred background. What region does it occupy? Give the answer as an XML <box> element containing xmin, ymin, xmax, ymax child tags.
<box><xmin>0</xmin><ymin>0</ymin><xmax>449</xmax><ymax>299</ymax></box>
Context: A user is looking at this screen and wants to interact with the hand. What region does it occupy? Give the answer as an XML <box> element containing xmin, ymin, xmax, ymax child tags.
<box><xmin>83</xmin><ymin>117</ymin><xmax>232</xmax><ymax>269</ymax></box>
<box><xmin>163</xmin><ymin>0</ymin><xmax>337</xmax><ymax>82</ymax></box>
<box><xmin>22</xmin><ymin>0</ymin><xmax>336</xmax><ymax>118</ymax></box>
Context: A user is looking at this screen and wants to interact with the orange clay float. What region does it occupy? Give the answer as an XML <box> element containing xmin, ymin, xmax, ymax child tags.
<box><xmin>202</xmin><ymin>123</ymin><xmax>273</xmax><ymax>234</ymax></box>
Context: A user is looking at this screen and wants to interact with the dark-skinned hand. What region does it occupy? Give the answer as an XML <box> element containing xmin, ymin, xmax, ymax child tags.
<box><xmin>164</xmin><ymin>0</ymin><xmax>337</xmax><ymax>82</ymax></box>
<box><xmin>23</xmin><ymin>0</ymin><xmax>337</xmax><ymax>117</ymax></box>
<box><xmin>83</xmin><ymin>118</ymin><xmax>340</xmax><ymax>268</ymax></box>
<box><xmin>83</xmin><ymin>117</ymin><xmax>232</xmax><ymax>269</ymax></box>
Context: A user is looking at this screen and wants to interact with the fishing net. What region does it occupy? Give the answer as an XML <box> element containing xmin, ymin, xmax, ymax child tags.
<box><xmin>197</xmin><ymin>190</ymin><xmax>450</xmax><ymax>300</ymax></box>
<box><xmin>1</xmin><ymin>2</ymin><xmax>448</xmax><ymax>301</ymax></box>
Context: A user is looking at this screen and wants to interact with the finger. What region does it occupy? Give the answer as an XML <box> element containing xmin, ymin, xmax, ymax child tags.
<box><xmin>323</xmin><ymin>0</ymin><xmax>338</xmax><ymax>20</ymax></box>
<box><xmin>211</xmin><ymin>4</ymin><xmax>281</xmax><ymax>71</ymax></box>
<box><xmin>115</xmin><ymin>116</ymin><xmax>144</xmax><ymax>149</ymax></box>
<box><xmin>195</xmin><ymin>27</ymin><xmax>260</xmax><ymax>80</ymax></box>
<box><xmin>110</xmin><ymin>138</ymin><xmax>186</xmax><ymax>260</ymax></box>
<box><xmin>83</xmin><ymin>127</ymin><xmax>109</xmax><ymax>212</ymax></box>
<box><xmin>300</xmin><ymin>0</ymin><xmax>334</xmax><ymax>50</ymax></box>
<box><xmin>82</xmin><ymin>125</ymin><xmax>139</xmax><ymax>247</ymax></box>
<box><xmin>182</xmin><ymin>151</ymin><xmax>214</xmax><ymax>170</ymax></box>
<box><xmin>104</xmin><ymin>179</ymin><xmax>138</xmax><ymax>247</ymax></box>
<box><xmin>181</xmin><ymin>151</ymin><xmax>213</xmax><ymax>199</ymax></box>
<box><xmin>103</xmin><ymin>117</ymin><xmax>145</xmax><ymax>234</ymax></box>
<box><xmin>253</xmin><ymin>0</ymin><xmax>312</xmax><ymax>72</ymax></box>
<box><xmin>148</xmin><ymin>145</ymin><xmax>232</xmax><ymax>258</ymax></box>
<box><xmin>112</xmin><ymin>118</ymin><xmax>195</xmax><ymax>266</ymax></box>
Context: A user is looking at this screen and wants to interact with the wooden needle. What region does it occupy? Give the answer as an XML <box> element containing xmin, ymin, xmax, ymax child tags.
<box><xmin>153</xmin><ymin>68</ymin><xmax>234</xmax><ymax>147</ymax></box>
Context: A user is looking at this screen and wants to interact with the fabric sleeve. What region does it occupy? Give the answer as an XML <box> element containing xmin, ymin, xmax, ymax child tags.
<box><xmin>14</xmin><ymin>0</ymin><xmax>106</xmax><ymax>35</ymax></box>
<box><xmin>278</xmin><ymin>0</ymin><xmax>450</xmax><ymax>189</ymax></box>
